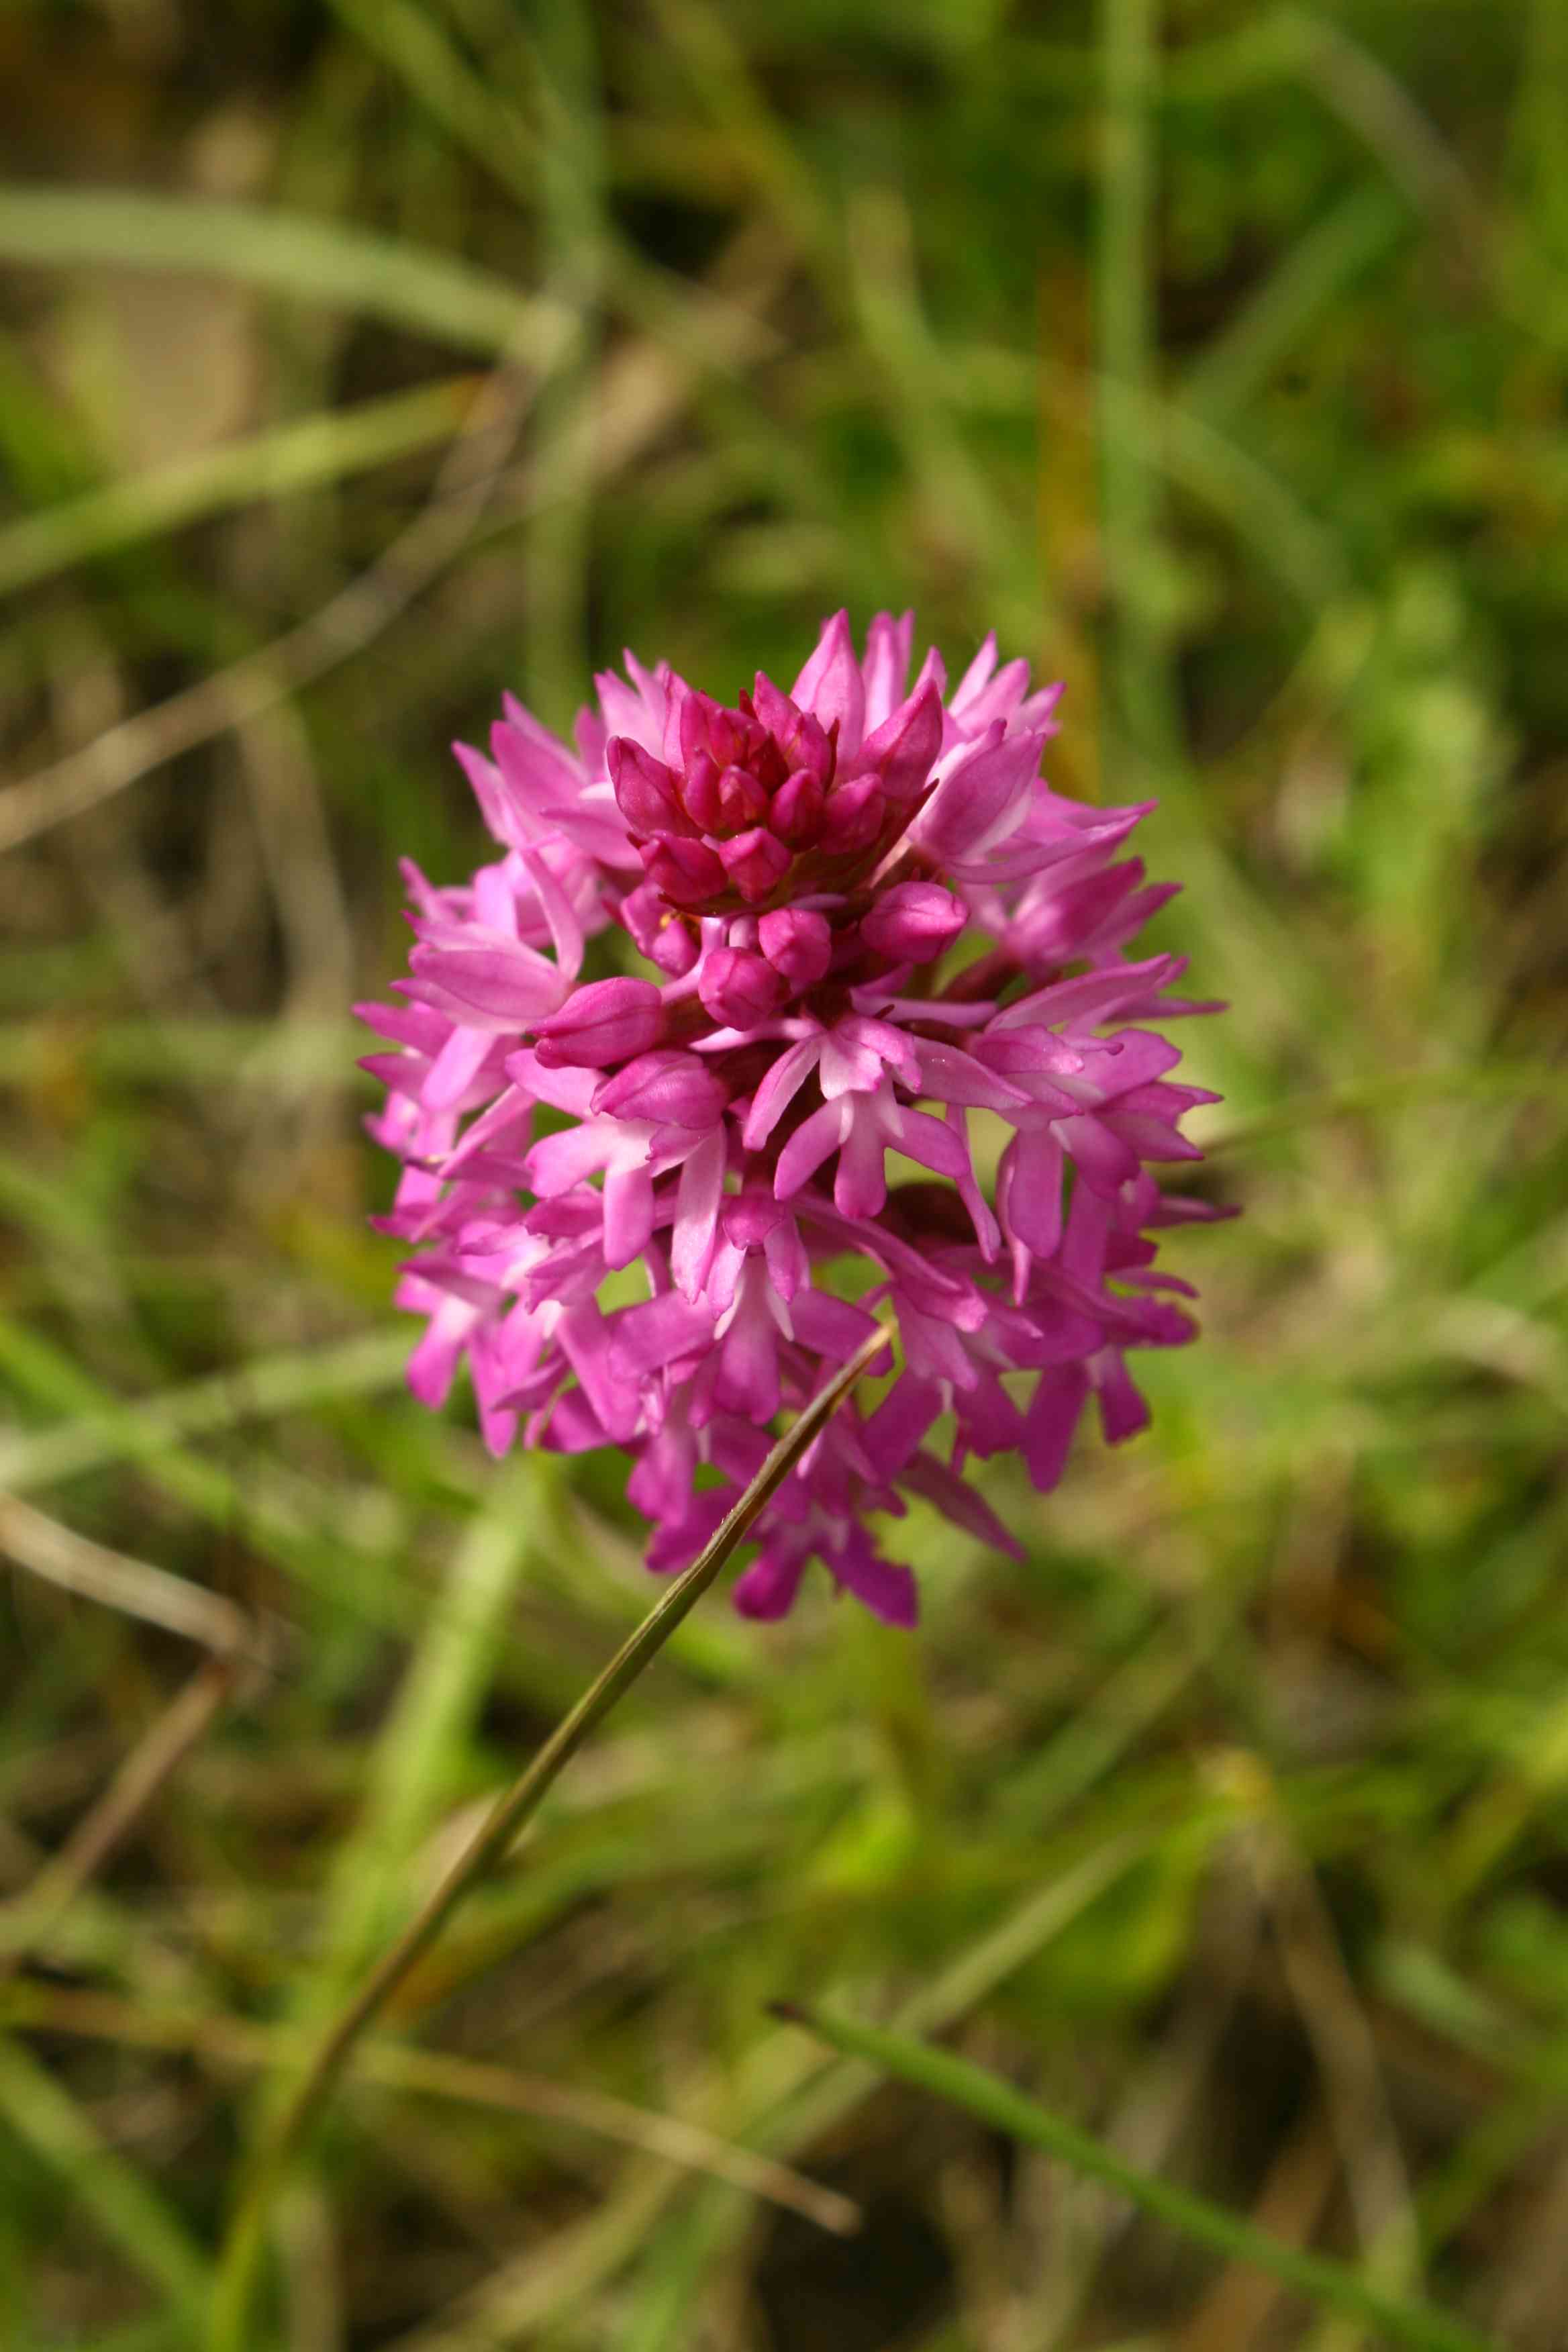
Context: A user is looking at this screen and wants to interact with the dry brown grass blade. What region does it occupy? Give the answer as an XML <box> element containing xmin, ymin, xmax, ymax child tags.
<box><xmin>0</xmin><ymin>1982</ymin><xmax>861</xmax><ymax>2237</ymax></box>
<box><xmin>0</xmin><ymin>1657</ymin><xmax>236</xmax><ymax>1978</ymax></box>
<box><xmin>0</xmin><ymin>1491</ymin><xmax>255</xmax><ymax>1656</ymax></box>
<box><xmin>1262</xmin><ymin>1835</ymin><xmax>1424</xmax><ymax>2308</ymax></box>
<box><xmin>0</xmin><ymin>1493</ymin><xmax>273</xmax><ymax>1979</ymax></box>
<box><xmin>1175</xmin><ymin>2109</ymin><xmax>1340</xmax><ymax>2352</ymax></box>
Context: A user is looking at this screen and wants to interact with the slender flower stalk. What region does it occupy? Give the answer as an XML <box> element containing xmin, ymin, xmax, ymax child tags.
<box><xmin>361</xmin><ymin>611</ymin><xmax>1226</xmax><ymax>1624</ymax></box>
<box><xmin>211</xmin><ymin>1326</ymin><xmax>885</xmax><ymax>2349</ymax></box>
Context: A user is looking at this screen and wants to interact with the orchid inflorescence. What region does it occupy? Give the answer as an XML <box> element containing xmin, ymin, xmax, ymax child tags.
<box><xmin>359</xmin><ymin>611</ymin><xmax>1224</xmax><ymax>1625</ymax></box>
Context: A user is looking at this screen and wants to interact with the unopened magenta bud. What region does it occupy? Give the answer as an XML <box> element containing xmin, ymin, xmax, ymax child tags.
<box><xmin>718</xmin><ymin>827</ymin><xmax>793</xmax><ymax>904</ymax></box>
<box><xmin>608</xmin><ymin>738</ymin><xmax>685</xmax><ymax>836</ymax></box>
<box><xmin>820</xmin><ymin>776</ymin><xmax>885</xmax><ymax>854</ymax></box>
<box><xmin>861</xmin><ymin>880</ymin><xmax>966</xmax><ymax>965</ymax></box>
<box><xmin>698</xmin><ymin>946</ymin><xmax>787</xmax><ymax>1027</ymax></box>
<box><xmin>770</xmin><ymin>770</ymin><xmax>826</xmax><ymax>846</ymax></box>
<box><xmin>749</xmin><ymin>676</ymin><xmax>835</xmax><ymax>787</ymax></box>
<box><xmin>759</xmin><ymin>907</ymin><xmax>832</xmax><ymax>986</ymax></box>
<box><xmin>640</xmin><ymin>835</ymin><xmax>727</xmax><ymax>907</ymax></box>
<box><xmin>717</xmin><ymin>765</ymin><xmax>773</xmax><ymax>832</ymax></box>
<box><xmin>535</xmin><ymin>976</ymin><xmax>666</xmax><ymax>1068</ymax></box>
<box><xmin>858</xmin><ymin>679</ymin><xmax>944</xmax><ymax>803</ymax></box>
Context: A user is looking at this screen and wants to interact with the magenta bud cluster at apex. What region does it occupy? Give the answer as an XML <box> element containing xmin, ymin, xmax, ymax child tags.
<box><xmin>358</xmin><ymin>611</ymin><xmax>1228</xmax><ymax>1625</ymax></box>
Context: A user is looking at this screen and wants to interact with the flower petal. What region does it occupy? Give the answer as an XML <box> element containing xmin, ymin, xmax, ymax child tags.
<box><xmin>791</xmin><ymin>608</ymin><xmax>865</xmax><ymax>764</ymax></box>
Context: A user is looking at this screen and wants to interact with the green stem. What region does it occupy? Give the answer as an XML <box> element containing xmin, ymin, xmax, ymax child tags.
<box><xmin>781</xmin><ymin>2007</ymin><xmax>1498</xmax><ymax>2352</ymax></box>
<box><xmin>210</xmin><ymin>1322</ymin><xmax>891</xmax><ymax>2349</ymax></box>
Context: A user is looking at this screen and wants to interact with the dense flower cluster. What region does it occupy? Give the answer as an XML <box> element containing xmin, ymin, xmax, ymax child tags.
<box><xmin>360</xmin><ymin>612</ymin><xmax>1224</xmax><ymax>1624</ymax></box>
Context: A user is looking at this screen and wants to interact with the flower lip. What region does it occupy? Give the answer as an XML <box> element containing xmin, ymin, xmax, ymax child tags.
<box><xmin>591</xmin><ymin>1048</ymin><xmax>728</xmax><ymax>1128</ymax></box>
<box><xmin>618</xmin><ymin>883</ymin><xmax>700</xmax><ymax>977</ymax></box>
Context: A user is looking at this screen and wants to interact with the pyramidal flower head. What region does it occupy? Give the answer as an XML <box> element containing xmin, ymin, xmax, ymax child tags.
<box><xmin>360</xmin><ymin>611</ymin><xmax>1228</xmax><ymax>1626</ymax></box>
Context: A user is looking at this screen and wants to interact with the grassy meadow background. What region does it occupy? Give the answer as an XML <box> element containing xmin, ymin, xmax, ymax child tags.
<box><xmin>3</xmin><ymin>0</ymin><xmax>1568</xmax><ymax>2344</ymax></box>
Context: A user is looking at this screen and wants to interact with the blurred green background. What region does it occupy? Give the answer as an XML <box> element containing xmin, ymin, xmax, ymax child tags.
<box><xmin>3</xmin><ymin>1</ymin><xmax>1568</xmax><ymax>2345</ymax></box>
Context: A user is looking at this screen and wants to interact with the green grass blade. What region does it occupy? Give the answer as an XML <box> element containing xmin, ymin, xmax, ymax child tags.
<box><xmin>1097</xmin><ymin>0</ymin><xmax>1178</xmax><ymax>777</ymax></box>
<box><xmin>0</xmin><ymin>187</ymin><xmax>564</xmax><ymax>358</ymax></box>
<box><xmin>780</xmin><ymin>2008</ymin><xmax>1498</xmax><ymax>2352</ymax></box>
<box><xmin>1111</xmin><ymin>377</ymin><xmax>1344</xmax><ymax>608</ymax></box>
<box><xmin>308</xmin><ymin>1455</ymin><xmax>542</xmax><ymax>1984</ymax></box>
<box><xmin>325</xmin><ymin>0</ymin><xmax>537</xmax><ymax>211</ymax></box>
<box><xmin>0</xmin><ymin>1316</ymin><xmax>427</xmax><ymax>1644</ymax></box>
<box><xmin>0</xmin><ymin>2035</ymin><xmax>209</xmax><ymax>2328</ymax></box>
<box><xmin>0</xmin><ymin>1017</ymin><xmax>367</xmax><ymax>1087</ymax></box>
<box><xmin>516</xmin><ymin>0</ymin><xmax>603</xmax><ymax>719</ymax></box>
<box><xmin>0</xmin><ymin>1322</ymin><xmax>411</xmax><ymax>1494</ymax></box>
<box><xmin>0</xmin><ymin>377</ymin><xmax>478</xmax><ymax>599</ymax></box>
<box><xmin>607</xmin><ymin>1825</ymin><xmax>1181</xmax><ymax>2352</ymax></box>
<box><xmin>942</xmin><ymin>342</ymin><xmax>1342</xmax><ymax>606</ymax></box>
<box><xmin>1183</xmin><ymin>185</ymin><xmax>1408</xmax><ymax>426</ymax></box>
